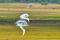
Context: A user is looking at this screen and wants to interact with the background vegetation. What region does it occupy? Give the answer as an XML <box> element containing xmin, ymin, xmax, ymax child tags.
<box><xmin>0</xmin><ymin>3</ymin><xmax>60</xmax><ymax>23</ymax></box>
<box><xmin>0</xmin><ymin>0</ymin><xmax>60</xmax><ymax>4</ymax></box>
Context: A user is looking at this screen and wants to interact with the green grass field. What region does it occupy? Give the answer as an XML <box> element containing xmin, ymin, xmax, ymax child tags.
<box><xmin>0</xmin><ymin>24</ymin><xmax>60</xmax><ymax>40</ymax></box>
<box><xmin>0</xmin><ymin>3</ymin><xmax>60</xmax><ymax>20</ymax></box>
<box><xmin>0</xmin><ymin>3</ymin><xmax>60</xmax><ymax>40</ymax></box>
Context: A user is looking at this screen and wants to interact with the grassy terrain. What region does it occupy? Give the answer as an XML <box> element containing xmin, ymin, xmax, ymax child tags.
<box><xmin>0</xmin><ymin>3</ymin><xmax>60</xmax><ymax>40</ymax></box>
<box><xmin>0</xmin><ymin>9</ymin><xmax>60</xmax><ymax>20</ymax></box>
<box><xmin>0</xmin><ymin>24</ymin><xmax>60</xmax><ymax>40</ymax></box>
<box><xmin>0</xmin><ymin>3</ymin><xmax>60</xmax><ymax>20</ymax></box>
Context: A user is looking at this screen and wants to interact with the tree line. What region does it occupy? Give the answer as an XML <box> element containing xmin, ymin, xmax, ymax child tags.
<box><xmin>0</xmin><ymin>0</ymin><xmax>60</xmax><ymax>4</ymax></box>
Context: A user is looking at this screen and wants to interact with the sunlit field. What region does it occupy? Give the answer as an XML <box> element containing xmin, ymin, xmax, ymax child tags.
<box><xmin>0</xmin><ymin>3</ymin><xmax>60</xmax><ymax>40</ymax></box>
<box><xmin>0</xmin><ymin>24</ymin><xmax>60</xmax><ymax>40</ymax></box>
